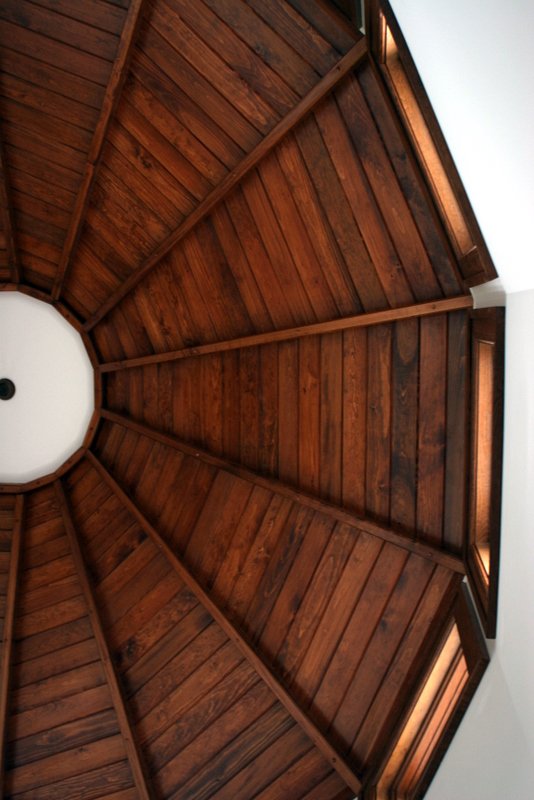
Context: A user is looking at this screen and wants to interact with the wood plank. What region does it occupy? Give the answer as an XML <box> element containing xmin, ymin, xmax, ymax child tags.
<box><xmin>0</xmin><ymin>0</ymin><xmax>120</xmax><ymax>61</ymax></box>
<box><xmin>5</xmin><ymin>759</ymin><xmax>134</xmax><ymax>800</ymax></box>
<box><xmin>341</xmin><ymin>328</ymin><xmax>367</xmax><ymax>511</ymax></box>
<box><xmin>390</xmin><ymin>318</ymin><xmax>419</xmax><ymax>531</ymax></box>
<box><xmin>0</xmin><ymin>130</ymin><xmax>20</xmax><ymax>282</ymax></box>
<box><xmin>148</xmin><ymin>660</ymin><xmax>258</xmax><ymax>773</ymax></box>
<box><xmin>366</xmin><ymin>324</ymin><xmax>392</xmax><ymax>521</ymax></box>
<box><xmin>443</xmin><ymin>310</ymin><xmax>469</xmax><ymax>551</ymax></box>
<box><xmin>0</xmin><ymin>495</ymin><xmax>23</xmax><ymax>785</ymax></box>
<box><xmin>86</xmin><ymin>452</ymin><xmax>362</xmax><ymax>795</ymax></box>
<box><xmin>417</xmin><ymin>315</ymin><xmax>447</xmax><ymax>545</ymax></box>
<box><xmin>99</xmin><ymin>412</ymin><xmax>465</xmax><ymax>574</ymax></box>
<box><xmin>99</xmin><ymin>296</ymin><xmax>473</xmax><ymax>371</ymax></box>
<box><xmin>53</xmin><ymin>0</ymin><xmax>149</xmax><ymax>300</ymax></box>
<box><xmin>201</xmin><ymin>0</ymin><xmax>319</xmax><ymax>96</ymax></box>
<box><xmin>84</xmin><ymin>39</ymin><xmax>368</xmax><ymax>330</ymax></box>
<box><xmin>7</xmin><ymin>709</ymin><xmax>120</xmax><ymax>769</ymax></box>
<box><xmin>5</xmin><ymin>734</ymin><xmax>128</xmax><ymax>795</ymax></box>
<box><xmin>54</xmin><ymin>480</ymin><xmax>154</xmax><ymax>800</ymax></box>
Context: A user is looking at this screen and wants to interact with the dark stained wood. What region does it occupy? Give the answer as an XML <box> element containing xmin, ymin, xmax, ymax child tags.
<box><xmin>54</xmin><ymin>480</ymin><xmax>154</xmax><ymax>800</ymax></box>
<box><xmin>6</xmin><ymin>485</ymin><xmax>138</xmax><ymax>799</ymax></box>
<box><xmin>99</xmin><ymin>410</ymin><xmax>465</xmax><ymax>575</ymax></box>
<box><xmin>52</xmin><ymin>0</ymin><xmax>149</xmax><ymax>300</ymax></box>
<box><xmin>83</xmin><ymin>39</ymin><xmax>368</xmax><ymax>331</ymax></box>
<box><xmin>0</xmin><ymin>495</ymin><xmax>23</xmax><ymax>786</ymax></box>
<box><xmin>0</xmin><ymin>132</ymin><xmax>20</xmax><ymax>282</ymax></box>
<box><xmin>86</xmin><ymin>450</ymin><xmax>362</xmax><ymax>795</ymax></box>
<box><xmin>0</xmin><ymin>0</ymin><xmax>503</xmax><ymax>791</ymax></box>
<box><xmin>99</xmin><ymin>295</ymin><xmax>473</xmax><ymax>372</ymax></box>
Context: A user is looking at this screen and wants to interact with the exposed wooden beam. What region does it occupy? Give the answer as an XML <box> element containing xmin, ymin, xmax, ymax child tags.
<box><xmin>84</xmin><ymin>38</ymin><xmax>368</xmax><ymax>332</ymax></box>
<box><xmin>54</xmin><ymin>480</ymin><xmax>154</xmax><ymax>800</ymax></box>
<box><xmin>100</xmin><ymin>410</ymin><xmax>465</xmax><ymax>575</ymax></box>
<box><xmin>86</xmin><ymin>451</ymin><xmax>362</xmax><ymax>796</ymax></box>
<box><xmin>99</xmin><ymin>295</ymin><xmax>473</xmax><ymax>372</ymax></box>
<box><xmin>52</xmin><ymin>0</ymin><xmax>149</xmax><ymax>302</ymax></box>
<box><xmin>0</xmin><ymin>495</ymin><xmax>24</xmax><ymax>788</ymax></box>
<box><xmin>0</xmin><ymin>133</ymin><xmax>21</xmax><ymax>284</ymax></box>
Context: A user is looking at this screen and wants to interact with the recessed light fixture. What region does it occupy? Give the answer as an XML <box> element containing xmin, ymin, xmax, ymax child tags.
<box><xmin>0</xmin><ymin>378</ymin><xmax>16</xmax><ymax>400</ymax></box>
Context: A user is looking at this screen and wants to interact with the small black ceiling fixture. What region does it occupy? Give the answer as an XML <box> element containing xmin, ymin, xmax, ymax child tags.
<box><xmin>0</xmin><ymin>378</ymin><xmax>15</xmax><ymax>400</ymax></box>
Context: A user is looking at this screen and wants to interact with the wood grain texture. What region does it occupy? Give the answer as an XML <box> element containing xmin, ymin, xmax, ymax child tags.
<box><xmin>79</xmin><ymin>39</ymin><xmax>366</xmax><ymax>327</ymax></box>
<box><xmin>90</xmin><ymin>420</ymin><xmax>462</xmax><ymax>779</ymax></box>
<box><xmin>0</xmin><ymin>0</ymin><xmax>128</xmax><ymax>290</ymax></box>
<box><xmin>5</xmin><ymin>486</ymin><xmax>137</xmax><ymax>799</ymax></box>
<box><xmin>102</xmin><ymin>309</ymin><xmax>471</xmax><ymax>556</ymax></box>
<box><xmin>52</xmin><ymin>0</ymin><xmax>149</xmax><ymax>300</ymax></box>
<box><xmin>55</xmin><ymin>480</ymin><xmax>154</xmax><ymax>800</ymax></box>
<box><xmin>0</xmin><ymin>495</ymin><xmax>23</xmax><ymax>787</ymax></box>
<box><xmin>84</xmin><ymin>450</ymin><xmax>363</xmax><ymax>795</ymax></box>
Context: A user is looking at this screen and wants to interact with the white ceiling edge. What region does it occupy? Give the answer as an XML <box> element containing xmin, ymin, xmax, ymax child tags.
<box><xmin>388</xmin><ymin>1</ymin><xmax>534</xmax><ymax>797</ymax></box>
<box><xmin>0</xmin><ymin>292</ymin><xmax>94</xmax><ymax>483</ymax></box>
<box><xmin>389</xmin><ymin>0</ymin><xmax>534</xmax><ymax>296</ymax></box>
<box><xmin>424</xmin><ymin>288</ymin><xmax>534</xmax><ymax>799</ymax></box>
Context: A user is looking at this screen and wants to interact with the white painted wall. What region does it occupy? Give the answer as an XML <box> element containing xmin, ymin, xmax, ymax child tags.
<box><xmin>388</xmin><ymin>1</ymin><xmax>534</xmax><ymax>797</ymax></box>
<box><xmin>0</xmin><ymin>292</ymin><xmax>94</xmax><ymax>483</ymax></box>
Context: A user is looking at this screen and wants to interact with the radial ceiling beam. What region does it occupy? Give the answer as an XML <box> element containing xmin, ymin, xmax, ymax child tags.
<box><xmin>52</xmin><ymin>0</ymin><xmax>149</xmax><ymax>302</ymax></box>
<box><xmin>86</xmin><ymin>451</ymin><xmax>363</xmax><ymax>796</ymax></box>
<box><xmin>99</xmin><ymin>295</ymin><xmax>473</xmax><ymax>372</ymax></box>
<box><xmin>83</xmin><ymin>38</ymin><xmax>368</xmax><ymax>332</ymax></box>
<box><xmin>0</xmin><ymin>133</ymin><xmax>21</xmax><ymax>284</ymax></box>
<box><xmin>100</xmin><ymin>409</ymin><xmax>465</xmax><ymax>575</ymax></box>
<box><xmin>54</xmin><ymin>480</ymin><xmax>154</xmax><ymax>800</ymax></box>
<box><xmin>0</xmin><ymin>495</ymin><xmax>24</xmax><ymax>788</ymax></box>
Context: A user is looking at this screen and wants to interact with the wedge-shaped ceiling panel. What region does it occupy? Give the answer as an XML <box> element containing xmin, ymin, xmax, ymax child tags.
<box><xmin>0</xmin><ymin>0</ymin><xmax>129</xmax><ymax>291</ymax></box>
<box><xmin>61</xmin><ymin>0</ymin><xmax>361</xmax><ymax>318</ymax></box>
<box><xmin>102</xmin><ymin>309</ymin><xmax>469</xmax><ymax>550</ymax></box>
<box><xmin>91</xmin><ymin>418</ymin><xmax>462</xmax><ymax>777</ymax></box>
<box><xmin>5</xmin><ymin>485</ymin><xmax>140</xmax><ymax>798</ymax></box>
<box><xmin>65</xmin><ymin>458</ymin><xmax>356</xmax><ymax>799</ymax></box>
<box><xmin>90</xmin><ymin>59</ymin><xmax>465</xmax><ymax>364</ymax></box>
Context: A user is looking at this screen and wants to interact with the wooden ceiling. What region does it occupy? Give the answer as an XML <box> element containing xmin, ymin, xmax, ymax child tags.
<box><xmin>0</xmin><ymin>1</ymin><xmax>501</xmax><ymax>798</ymax></box>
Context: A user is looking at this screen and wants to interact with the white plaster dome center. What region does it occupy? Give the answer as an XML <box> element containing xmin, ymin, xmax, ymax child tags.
<box><xmin>0</xmin><ymin>291</ymin><xmax>94</xmax><ymax>484</ymax></box>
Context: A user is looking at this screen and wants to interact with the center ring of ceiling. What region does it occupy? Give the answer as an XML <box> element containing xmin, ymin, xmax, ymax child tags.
<box><xmin>0</xmin><ymin>287</ymin><xmax>101</xmax><ymax>490</ymax></box>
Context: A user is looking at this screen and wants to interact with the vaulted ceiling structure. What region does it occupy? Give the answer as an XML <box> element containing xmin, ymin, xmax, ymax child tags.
<box><xmin>0</xmin><ymin>1</ymin><xmax>504</xmax><ymax>798</ymax></box>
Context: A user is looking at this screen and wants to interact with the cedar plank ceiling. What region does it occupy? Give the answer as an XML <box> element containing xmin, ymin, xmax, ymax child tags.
<box><xmin>0</xmin><ymin>1</ymin><xmax>501</xmax><ymax>799</ymax></box>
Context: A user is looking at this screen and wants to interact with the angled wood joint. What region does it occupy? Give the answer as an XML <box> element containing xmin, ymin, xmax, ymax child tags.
<box><xmin>85</xmin><ymin>451</ymin><xmax>363</xmax><ymax>796</ymax></box>
<box><xmin>99</xmin><ymin>409</ymin><xmax>465</xmax><ymax>575</ymax></box>
<box><xmin>98</xmin><ymin>295</ymin><xmax>473</xmax><ymax>372</ymax></box>
<box><xmin>83</xmin><ymin>38</ymin><xmax>368</xmax><ymax>331</ymax></box>
<box><xmin>54</xmin><ymin>479</ymin><xmax>155</xmax><ymax>800</ymax></box>
<box><xmin>52</xmin><ymin>0</ymin><xmax>150</xmax><ymax>302</ymax></box>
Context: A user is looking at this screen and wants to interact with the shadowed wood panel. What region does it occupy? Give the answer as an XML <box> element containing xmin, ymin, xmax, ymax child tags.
<box><xmin>104</xmin><ymin>311</ymin><xmax>469</xmax><ymax>549</ymax></box>
<box><xmin>5</xmin><ymin>485</ymin><xmax>137</xmax><ymax>799</ymax></box>
<box><xmin>0</xmin><ymin>0</ymin><xmax>128</xmax><ymax>289</ymax></box>
<box><xmin>0</xmin><ymin>496</ymin><xmax>17</xmax><ymax>644</ymax></box>
<box><xmin>62</xmin><ymin>0</ymin><xmax>360</xmax><ymax>317</ymax></box>
<box><xmin>0</xmin><ymin>495</ymin><xmax>22</xmax><ymax>786</ymax></box>
<box><xmin>92</xmin><ymin>419</ymin><xmax>461</xmax><ymax>776</ymax></box>
<box><xmin>64</xmin><ymin>458</ymin><xmax>353</xmax><ymax>799</ymax></box>
<box><xmin>0</xmin><ymin>132</ymin><xmax>17</xmax><ymax>282</ymax></box>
